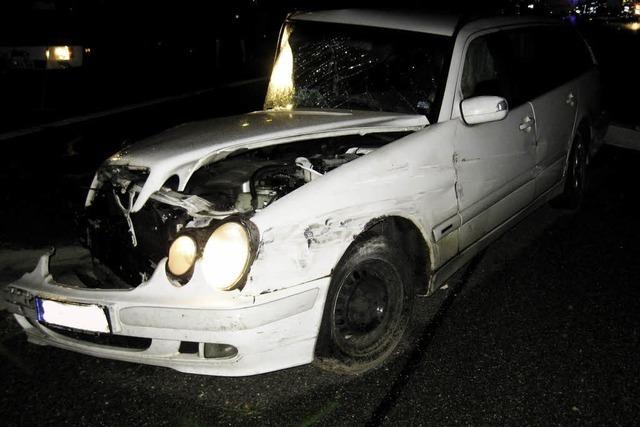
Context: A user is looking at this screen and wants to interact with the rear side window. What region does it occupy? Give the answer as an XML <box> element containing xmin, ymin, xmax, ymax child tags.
<box><xmin>543</xmin><ymin>27</ymin><xmax>594</xmax><ymax>80</ymax></box>
<box><xmin>501</xmin><ymin>26</ymin><xmax>593</xmax><ymax>100</ymax></box>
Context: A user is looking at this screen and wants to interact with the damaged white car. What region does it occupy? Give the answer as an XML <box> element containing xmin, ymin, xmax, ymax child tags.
<box><xmin>3</xmin><ymin>10</ymin><xmax>604</xmax><ymax>376</ymax></box>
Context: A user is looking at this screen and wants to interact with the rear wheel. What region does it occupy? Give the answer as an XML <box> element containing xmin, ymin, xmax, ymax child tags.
<box><xmin>552</xmin><ymin>130</ymin><xmax>589</xmax><ymax>210</ymax></box>
<box><xmin>315</xmin><ymin>233</ymin><xmax>416</xmax><ymax>374</ymax></box>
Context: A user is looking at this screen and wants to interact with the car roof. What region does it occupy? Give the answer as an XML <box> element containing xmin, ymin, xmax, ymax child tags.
<box><xmin>289</xmin><ymin>9</ymin><xmax>559</xmax><ymax>38</ymax></box>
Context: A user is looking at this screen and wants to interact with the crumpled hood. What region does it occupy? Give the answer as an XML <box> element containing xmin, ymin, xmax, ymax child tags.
<box><xmin>105</xmin><ymin>109</ymin><xmax>429</xmax><ymax>212</ymax></box>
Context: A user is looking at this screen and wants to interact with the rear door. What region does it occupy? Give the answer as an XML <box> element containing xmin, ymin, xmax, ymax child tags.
<box><xmin>519</xmin><ymin>27</ymin><xmax>583</xmax><ymax>197</ymax></box>
<box><xmin>453</xmin><ymin>31</ymin><xmax>537</xmax><ymax>250</ymax></box>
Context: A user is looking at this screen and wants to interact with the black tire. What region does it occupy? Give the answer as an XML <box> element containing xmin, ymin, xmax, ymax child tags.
<box><xmin>315</xmin><ymin>233</ymin><xmax>416</xmax><ymax>374</ymax></box>
<box><xmin>551</xmin><ymin>130</ymin><xmax>589</xmax><ymax>210</ymax></box>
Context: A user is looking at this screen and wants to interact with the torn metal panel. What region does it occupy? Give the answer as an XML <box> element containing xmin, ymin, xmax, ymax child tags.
<box><xmin>100</xmin><ymin>110</ymin><xmax>428</xmax><ymax>213</ymax></box>
<box><xmin>247</xmin><ymin>120</ymin><xmax>459</xmax><ymax>294</ymax></box>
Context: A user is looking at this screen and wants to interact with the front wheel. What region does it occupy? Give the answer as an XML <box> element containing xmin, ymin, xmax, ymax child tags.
<box><xmin>315</xmin><ymin>233</ymin><xmax>415</xmax><ymax>374</ymax></box>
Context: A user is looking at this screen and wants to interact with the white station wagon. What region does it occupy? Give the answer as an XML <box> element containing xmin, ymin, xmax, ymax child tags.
<box><xmin>3</xmin><ymin>10</ymin><xmax>603</xmax><ymax>376</ymax></box>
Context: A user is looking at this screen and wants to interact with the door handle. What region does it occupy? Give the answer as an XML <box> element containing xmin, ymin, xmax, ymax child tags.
<box><xmin>566</xmin><ymin>92</ymin><xmax>576</xmax><ymax>107</ymax></box>
<box><xmin>519</xmin><ymin>115</ymin><xmax>535</xmax><ymax>132</ymax></box>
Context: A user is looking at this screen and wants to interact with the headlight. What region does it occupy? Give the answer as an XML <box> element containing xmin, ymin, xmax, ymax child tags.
<box><xmin>46</xmin><ymin>46</ymin><xmax>72</xmax><ymax>61</ymax></box>
<box><xmin>202</xmin><ymin>222</ymin><xmax>251</xmax><ymax>291</ymax></box>
<box><xmin>167</xmin><ymin>235</ymin><xmax>197</xmax><ymax>277</ymax></box>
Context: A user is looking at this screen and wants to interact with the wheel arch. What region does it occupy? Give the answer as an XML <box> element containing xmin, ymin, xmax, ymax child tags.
<box><xmin>346</xmin><ymin>215</ymin><xmax>432</xmax><ymax>296</ymax></box>
<box><xmin>313</xmin><ymin>215</ymin><xmax>430</xmax><ymax>370</ymax></box>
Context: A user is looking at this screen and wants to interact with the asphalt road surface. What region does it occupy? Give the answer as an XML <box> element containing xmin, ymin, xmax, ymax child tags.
<box><xmin>1</xmin><ymin>142</ymin><xmax>638</xmax><ymax>426</ymax></box>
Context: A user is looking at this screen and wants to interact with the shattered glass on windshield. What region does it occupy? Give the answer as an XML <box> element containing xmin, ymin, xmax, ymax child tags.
<box><xmin>265</xmin><ymin>22</ymin><xmax>452</xmax><ymax>122</ymax></box>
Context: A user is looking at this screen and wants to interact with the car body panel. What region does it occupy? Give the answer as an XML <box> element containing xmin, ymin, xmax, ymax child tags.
<box><xmin>532</xmin><ymin>80</ymin><xmax>578</xmax><ymax>197</ymax></box>
<box><xmin>97</xmin><ymin>109</ymin><xmax>428</xmax><ymax>213</ymax></box>
<box><xmin>4</xmin><ymin>252</ymin><xmax>331</xmax><ymax>376</ymax></box>
<box><xmin>247</xmin><ymin>120</ymin><xmax>460</xmax><ymax>294</ymax></box>
<box><xmin>453</xmin><ymin>101</ymin><xmax>537</xmax><ymax>249</ymax></box>
<box><xmin>290</xmin><ymin>9</ymin><xmax>460</xmax><ymax>36</ymax></box>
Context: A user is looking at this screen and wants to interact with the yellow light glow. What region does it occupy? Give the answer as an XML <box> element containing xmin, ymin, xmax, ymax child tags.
<box><xmin>264</xmin><ymin>26</ymin><xmax>295</xmax><ymax>109</ymax></box>
<box><xmin>626</xmin><ymin>22</ymin><xmax>640</xmax><ymax>31</ymax></box>
<box><xmin>167</xmin><ymin>235</ymin><xmax>197</xmax><ymax>276</ymax></box>
<box><xmin>48</xmin><ymin>46</ymin><xmax>72</xmax><ymax>61</ymax></box>
<box><xmin>202</xmin><ymin>223</ymin><xmax>250</xmax><ymax>291</ymax></box>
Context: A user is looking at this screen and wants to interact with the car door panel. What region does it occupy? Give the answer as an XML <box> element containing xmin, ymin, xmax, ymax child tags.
<box><xmin>531</xmin><ymin>81</ymin><xmax>578</xmax><ymax>196</ymax></box>
<box><xmin>453</xmin><ymin>102</ymin><xmax>537</xmax><ymax>249</ymax></box>
<box><xmin>453</xmin><ymin>31</ymin><xmax>537</xmax><ymax>250</ymax></box>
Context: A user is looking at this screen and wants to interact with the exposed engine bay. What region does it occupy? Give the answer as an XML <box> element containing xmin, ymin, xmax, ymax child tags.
<box><xmin>83</xmin><ymin>132</ymin><xmax>407</xmax><ymax>286</ymax></box>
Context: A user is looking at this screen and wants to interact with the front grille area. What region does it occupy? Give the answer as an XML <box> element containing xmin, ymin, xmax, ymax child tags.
<box><xmin>46</xmin><ymin>324</ymin><xmax>152</xmax><ymax>350</ymax></box>
<box><xmin>84</xmin><ymin>180</ymin><xmax>190</xmax><ymax>287</ymax></box>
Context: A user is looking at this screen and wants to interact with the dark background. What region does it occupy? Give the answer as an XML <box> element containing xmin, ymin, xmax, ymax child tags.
<box><xmin>4</xmin><ymin>0</ymin><xmax>627</xmax><ymax>132</ymax></box>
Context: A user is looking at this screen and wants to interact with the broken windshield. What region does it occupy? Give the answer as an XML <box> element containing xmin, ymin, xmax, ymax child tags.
<box><xmin>264</xmin><ymin>21</ymin><xmax>452</xmax><ymax>123</ymax></box>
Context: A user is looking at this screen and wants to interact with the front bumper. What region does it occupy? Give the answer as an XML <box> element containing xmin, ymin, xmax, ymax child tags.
<box><xmin>2</xmin><ymin>252</ymin><xmax>330</xmax><ymax>376</ymax></box>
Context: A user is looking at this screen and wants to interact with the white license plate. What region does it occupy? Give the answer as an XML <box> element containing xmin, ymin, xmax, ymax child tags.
<box><xmin>35</xmin><ymin>298</ymin><xmax>110</xmax><ymax>333</ymax></box>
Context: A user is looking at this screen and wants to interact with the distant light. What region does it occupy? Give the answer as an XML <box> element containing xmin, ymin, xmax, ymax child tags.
<box><xmin>47</xmin><ymin>45</ymin><xmax>72</xmax><ymax>61</ymax></box>
<box><xmin>626</xmin><ymin>22</ymin><xmax>640</xmax><ymax>31</ymax></box>
<box><xmin>527</xmin><ymin>3</ymin><xmax>534</xmax><ymax>9</ymax></box>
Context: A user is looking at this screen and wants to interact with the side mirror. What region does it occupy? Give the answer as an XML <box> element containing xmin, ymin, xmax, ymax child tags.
<box><xmin>460</xmin><ymin>96</ymin><xmax>508</xmax><ymax>125</ymax></box>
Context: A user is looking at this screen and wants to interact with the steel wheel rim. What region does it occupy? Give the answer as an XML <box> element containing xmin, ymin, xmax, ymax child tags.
<box><xmin>331</xmin><ymin>259</ymin><xmax>404</xmax><ymax>358</ymax></box>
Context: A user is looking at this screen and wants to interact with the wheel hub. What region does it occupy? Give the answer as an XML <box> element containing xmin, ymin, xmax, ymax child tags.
<box><xmin>345</xmin><ymin>275</ymin><xmax>387</xmax><ymax>333</ymax></box>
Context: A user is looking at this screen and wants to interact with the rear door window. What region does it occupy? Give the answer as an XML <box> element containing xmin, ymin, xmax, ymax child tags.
<box><xmin>501</xmin><ymin>26</ymin><xmax>594</xmax><ymax>101</ymax></box>
<box><xmin>461</xmin><ymin>25</ymin><xmax>593</xmax><ymax>108</ymax></box>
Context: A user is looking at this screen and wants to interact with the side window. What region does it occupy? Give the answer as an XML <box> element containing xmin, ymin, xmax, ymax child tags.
<box><xmin>502</xmin><ymin>28</ymin><xmax>549</xmax><ymax>102</ymax></box>
<box><xmin>463</xmin><ymin>26</ymin><xmax>594</xmax><ymax>108</ymax></box>
<box><xmin>506</xmin><ymin>26</ymin><xmax>593</xmax><ymax>99</ymax></box>
<box><xmin>565</xmin><ymin>29</ymin><xmax>594</xmax><ymax>76</ymax></box>
<box><xmin>461</xmin><ymin>32</ymin><xmax>520</xmax><ymax>107</ymax></box>
<box><xmin>461</xmin><ymin>36</ymin><xmax>498</xmax><ymax>99</ymax></box>
<box><xmin>533</xmin><ymin>27</ymin><xmax>568</xmax><ymax>90</ymax></box>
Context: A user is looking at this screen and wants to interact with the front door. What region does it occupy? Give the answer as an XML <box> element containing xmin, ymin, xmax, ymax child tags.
<box><xmin>453</xmin><ymin>31</ymin><xmax>537</xmax><ymax>250</ymax></box>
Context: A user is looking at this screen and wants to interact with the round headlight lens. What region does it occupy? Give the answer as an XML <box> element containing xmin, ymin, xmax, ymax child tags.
<box><xmin>167</xmin><ymin>235</ymin><xmax>197</xmax><ymax>277</ymax></box>
<box><xmin>202</xmin><ymin>222</ymin><xmax>251</xmax><ymax>290</ymax></box>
